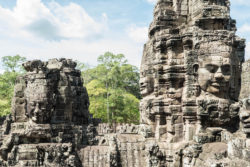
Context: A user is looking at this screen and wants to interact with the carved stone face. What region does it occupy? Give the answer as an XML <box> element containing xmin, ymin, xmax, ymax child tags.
<box><xmin>27</xmin><ymin>101</ymin><xmax>49</xmax><ymax>123</ymax></box>
<box><xmin>168</xmin><ymin>77</ymin><xmax>184</xmax><ymax>99</ymax></box>
<box><xmin>240</xmin><ymin>99</ymin><xmax>250</xmax><ymax>135</ymax></box>
<box><xmin>140</xmin><ymin>76</ymin><xmax>154</xmax><ymax>96</ymax></box>
<box><xmin>198</xmin><ymin>56</ymin><xmax>231</xmax><ymax>98</ymax></box>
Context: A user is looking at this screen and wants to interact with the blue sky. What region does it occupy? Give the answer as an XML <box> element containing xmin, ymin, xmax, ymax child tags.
<box><xmin>0</xmin><ymin>0</ymin><xmax>249</xmax><ymax>72</ymax></box>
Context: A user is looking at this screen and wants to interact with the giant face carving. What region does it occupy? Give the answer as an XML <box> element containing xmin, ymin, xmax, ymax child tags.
<box><xmin>198</xmin><ymin>49</ymin><xmax>232</xmax><ymax>98</ymax></box>
<box><xmin>27</xmin><ymin>100</ymin><xmax>50</xmax><ymax>124</ymax></box>
<box><xmin>240</xmin><ymin>98</ymin><xmax>250</xmax><ymax>135</ymax></box>
<box><xmin>140</xmin><ymin>76</ymin><xmax>154</xmax><ymax>96</ymax></box>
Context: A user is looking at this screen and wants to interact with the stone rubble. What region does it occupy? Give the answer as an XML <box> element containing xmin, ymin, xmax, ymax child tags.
<box><xmin>0</xmin><ymin>0</ymin><xmax>250</xmax><ymax>166</ymax></box>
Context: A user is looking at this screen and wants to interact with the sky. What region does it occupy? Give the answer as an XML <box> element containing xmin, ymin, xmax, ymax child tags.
<box><xmin>0</xmin><ymin>0</ymin><xmax>249</xmax><ymax>72</ymax></box>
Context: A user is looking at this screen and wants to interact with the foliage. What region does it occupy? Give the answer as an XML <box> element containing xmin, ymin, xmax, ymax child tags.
<box><xmin>108</xmin><ymin>89</ymin><xmax>139</xmax><ymax>123</ymax></box>
<box><xmin>0</xmin><ymin>55</ymin><xmax>26</xmax><ymax>116</ymax></box>
<box><xmin>1</xmin><ymin>55</ymin><xmax>26</xmax><ymax>72</ymax></box>
<box><xmin>0</xmin><ymin>99</ymin><xmax>11</xmax><ymax>117</ymax></box>
<box><xmin>0</xmin><ymin>72</ymin><xmax>18</xmax><ymax>99</ymax></box>
<box><xmin>86</xmin><ymin>80</ymin><xmax>140</xmax><ymax>124</ymax></box>
<box><xmin>83</xmin><ymin>52</ymin><xmax>140</xmax><ymax>123</ymax></box>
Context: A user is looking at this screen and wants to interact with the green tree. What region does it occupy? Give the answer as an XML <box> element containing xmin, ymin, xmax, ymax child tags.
<box><xmin>0</xmin><ymin>99</ymin><xmax>10</xmax><ymax>117</ymax></box>
<box><xmin>120</xmin><ymin>64</ymin><xmax>141</xmax><ymax>99</ymax></box>
<box><xmin>0</xmin><ymin>72</ymin><xmax>18</xmax><ymax>99</ymax></box>
<box><xmin>86</xmin><ymin>79</ymin><xmax>107</xmax><ymax>121</ymax></box>
<box><xmin>0</xmin><ymin>55</ymin><xmax>27</xmax><ymax>116</ymax></box>
<box><xmin>2</xmin><ymin>55</ymin><xmax>26</xmax><ymax>72</ymax></box>
<box><xmin>83</xmin><ymin>52</ymin><xmax>140</xmax><ymax>123</ymax></box>
<box><xmin>86</xmin><ymin>80</ymin><xmax>140</xmax><ymax>124</ymax></box>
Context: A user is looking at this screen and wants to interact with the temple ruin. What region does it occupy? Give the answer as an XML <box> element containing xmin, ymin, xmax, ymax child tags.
<box><xmin>0</xmin><ymin>0</ymin><xmax>249</xmax><ymax>166</ymax></box>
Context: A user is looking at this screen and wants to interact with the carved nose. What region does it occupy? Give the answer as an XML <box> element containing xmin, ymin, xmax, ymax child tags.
<box><xmin>214</xmin><ymin>68</ymin><xmax>223</xmax><ymax>80</ymax></box>
<box><xmin>215</xmin><ymin>73</ymin><xmax>223</xmax><ymax>79</ymax></box>
<box><xmin>169</xmin><ymin>88</ymin><xmax>175</xmax><ymax>94</ymax></box>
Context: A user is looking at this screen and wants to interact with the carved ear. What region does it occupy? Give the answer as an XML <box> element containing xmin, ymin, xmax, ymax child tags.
<box><xmin>193</xmin><ymin>64</ymin><xmax>199</xmax><ymax>75</ymax></box>
<box><xmin>239</xmin><ymin>100</ymin><xmax>243</xmax><ymax>107</ymax></box>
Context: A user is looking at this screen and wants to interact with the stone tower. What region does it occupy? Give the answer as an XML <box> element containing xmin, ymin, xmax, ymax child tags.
<box><xmin>0</xmin><ymin>0</ymin><xmax>250</xmax><ymax>167</ymax></box>
<box><xmin>0</xmin><ymin>59</ymin><xmax>91</xmax><ymax>166</ymax></box>
<box><xmin>139</xmin><ymin>0</ymin><xmax>250</xmax><ymax>166</ymax></box>
<box><xmin>140</xmin><ymin>0</ymin><xmax>245</xmax><ymax>142</ymax></box>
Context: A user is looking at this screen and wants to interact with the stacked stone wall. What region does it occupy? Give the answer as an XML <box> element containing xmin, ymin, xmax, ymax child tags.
<box><xmin>0</xmin><ymin>0</ymin><xmax>249</xmax><ymax>166</ymax></box>
<box><xmin>240</xmin><ymin>59</ymin><xmax>250</xmax><ymax>99</ymax></box>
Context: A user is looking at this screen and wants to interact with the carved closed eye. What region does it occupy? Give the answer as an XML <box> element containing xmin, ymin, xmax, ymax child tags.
<box><xmin>205</xmin><ymin>64</ymin><xmax>218</xmax><ymax>73</ymax></box>
<box><xmin>241</xmin><ymin>114</ymin><xmax>250</xmax><ymax>120</ymax></box>
<box><xmin>221</xmin><ymin>65</ymin><xmax>231</xmax><ymax>75</ymax></box>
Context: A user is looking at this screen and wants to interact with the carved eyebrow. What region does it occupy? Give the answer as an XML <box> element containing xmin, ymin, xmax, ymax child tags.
<box><xmin>222</xmin><ymin>64</ymin><xmax>231</xmax><ymax>68</ymax></box>
<box><xmin>205</xmin><ymin>64</ymin><xmax>218</xmax><ymax>73</ymax></box>
<box><xmin>205</xmin><ymin>64</ymin><xmax>217</xmax><ymax>67</ymax></box>
<box><xmin>241</xmin><ymin>115</ymin><xmax>249</xmax><ymax>120</ymax></box>
<box><xmin>222</xmin><ymin>64</ymin><xmax>231</xmax><ymax>67</ymax></box>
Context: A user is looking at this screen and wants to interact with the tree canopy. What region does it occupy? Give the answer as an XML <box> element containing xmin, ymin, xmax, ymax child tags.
<box><xmin>83</xmin><ymin>52</ymin><xmax>140</xmax><ymax>123</ymax></box>
<box><xmin>0</xmin><ymin>55</ymin><xmax>26</xmax><ymax>116</ymax></box>
<box><xmin>1</xmin><ymin>55</ymin><xmax>26</xmax><ymax>72</ymax></box>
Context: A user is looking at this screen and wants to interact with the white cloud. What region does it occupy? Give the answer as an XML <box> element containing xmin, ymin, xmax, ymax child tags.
<box><xmin>0</xmin><ymin>0</ymin><xmax>145</xmax><ymax>68</ymax></box>
<box><xmin>231</xmin><ymin>0</ymin><xmax>250</xmax><ymax>7</ymax></box>
<box><xmin>0</xmin><ymin>37</ymin><xmax>143</xmax><ymax>67</ymax></box>
<box><xmin>127</xmin><ymin>25</ymin><xmax>148</xmax><ymax>43</ymax></box>
<box><xmin>147</xmin><ymin>0</ymin><xmax>158</xmax><ymax>4</ymax></box>
<box><xmin>48</xmin><ymin>2</ymin><xmax>107</xmax><ymax>39</ymax></box>
<box><xmin>0</xmin><ymin>0</ymin><xmax>107</xmax><ymax>40</ymax></box>
<box><xmin>238</xmin><ymin>24</ymin><xmax>250</xmax><ymax>34</ymax></box>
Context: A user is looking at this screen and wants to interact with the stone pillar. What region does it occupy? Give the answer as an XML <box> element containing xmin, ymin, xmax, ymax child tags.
<box><xmin>184</xmin><ymin>117</ymin><xmax>195</xmax><ymax>141</ymax></box>
<box><xmin>166</xmin><ymin>116</ymin><xmax>174</xmax><ymax>140</ymax></box>
<box><xmin>155</xmin><ymin>115</ymin><xmax>161</xmax><ymax>140</ymax></box>
<box><xmin>196</xmin><ymin>115</ymin><xmax>202</xmax><ymax>135</ymax></box>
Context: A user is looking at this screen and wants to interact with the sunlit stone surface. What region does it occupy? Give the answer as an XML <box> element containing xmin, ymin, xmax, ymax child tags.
<box><xmin>0</xmin><ymin>0</ymin><xmax>249</xmax><ymax>166</ymax></box>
